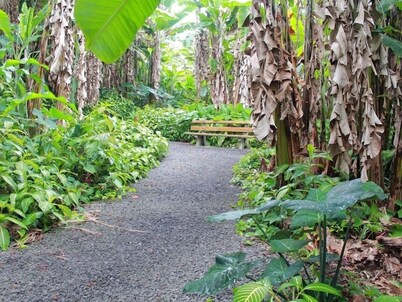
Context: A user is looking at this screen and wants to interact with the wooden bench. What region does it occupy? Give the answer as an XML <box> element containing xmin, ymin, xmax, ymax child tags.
<box><xmin>185</xmin><ymin>120</ymin><xmax>254</xmax><ymax>149</ymax></box>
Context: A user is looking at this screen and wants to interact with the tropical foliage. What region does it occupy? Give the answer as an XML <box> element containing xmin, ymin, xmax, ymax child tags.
<box><xmin>1</xmin><ymin>0</ymin><xmax>401</xmax><ymax>299</ymax></box>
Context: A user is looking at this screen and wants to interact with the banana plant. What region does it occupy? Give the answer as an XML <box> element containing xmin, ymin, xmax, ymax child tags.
<box><xmin>74</xmin><ymin>0</ymin><xmax>160</xmax><ymax>63</ymax></box>
<box><xmin>184</xmin><ymin>179</ymin><xmax>386</xmax><ymax>301</ymax></box>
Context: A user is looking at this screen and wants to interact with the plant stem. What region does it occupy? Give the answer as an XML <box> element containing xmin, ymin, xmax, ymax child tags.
<box><xmin>303</xmin><ymin>265</ymin><xmax>313</xmax><ymax>284</ymax></box>
<box><xmin>318</xmin><ymin>215</ymin><xmax>327</xmax><ymax>301</ymax></box>
<box><xmin>252</xmin><ymin>216</ymin><xmax>269</xmax><ymax>242</ymax></box>
<box><xmin>245</xmin><ymin>274</ymin><xmax>256</xmax><ymax>282</ymax></box>
<box><xmin>328</xmin><ymin>217</ymin><xmax>352</xmax><ymax>302</ymax></box>
<box><xmin>278</xmin><ymin>252</ymin><xmax>290</xmax><ymax>266</ymax></box>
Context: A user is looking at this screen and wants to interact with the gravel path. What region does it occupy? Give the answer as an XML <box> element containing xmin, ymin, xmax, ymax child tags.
<box><xmin>0</xmin><ymin>142</ymin><xmax>265</xmax><ymax>302</ymax></box>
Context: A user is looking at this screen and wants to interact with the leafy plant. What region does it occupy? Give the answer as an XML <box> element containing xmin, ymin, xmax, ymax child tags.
<box><xmin>0</xmin><ymin>91</ymin><xmax>168</xmax><ymax>251</ymax></box>
<box><xmin>74</xmin><ymin>0</ymin><xmax>160</xmax><ymax>63</ymax></box>
<box><xmin>184</xmin><ymin>179</ymin><xmax>387</xmax><ymax>301</ymax></box>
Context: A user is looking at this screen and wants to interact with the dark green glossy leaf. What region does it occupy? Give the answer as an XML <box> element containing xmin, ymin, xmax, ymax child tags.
<box><xmin>291</xmin><ymin>210</ymin><xmax>321</xmax><ymax>228</ymax></box>
<box><xmin>378</xmin><ymin>0</ymin><xmax>402</xmax><ymax>14</ymax></box>
<box><xmin>283</xmin><ymin>179</ymin><xmax>386</xmax><ymax>217</ymax></box>
<box><xmin>270</xmin><ymin>239</ymin><xmax>310</xmax><ymax>253</ymax></box>
<box><xmin>382</xmin><ymin>35</ymin><xmax>402</xmax><ymax>58</ymax></box>
<box><xmin>183</xmin><ymin>252</ymin><xmax>262</xmax><ymax>295</ymax></box>
<box><xmin>260</xmin><ymin>258</ymin><xmax>304</xmax><ymax>285</ymax></box>
<box><xmin>208</xmin><ymin>200</ymin><xmax>281</xmax><ymax>222</ymax></box>
<box><xmin>306</xmin><ymin>189</ymin><xmax>327</xmax><ymax>202</ymax></box>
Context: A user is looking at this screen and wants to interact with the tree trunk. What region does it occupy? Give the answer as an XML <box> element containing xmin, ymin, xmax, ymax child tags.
<box><xmin>75</xmin><ymin>30</ymin><xmax>87</xmax><ymax>119</ymax></box>
<box><xmin>194</xmin><ymin>29</ymin><xmax>209</xmax><ymax>99</ymax></box>
<box><xmin>247</xmin><ymin>0</ymin><xmax>302</xmax><ymax>169</ymax></box>
<box><xmin>149</xmin><ymin>30</ymin><xmax>161</xmax><ymax>103</ymax></box>
<box><xmin>86</xmin><ymin>53</ymin><xmax>101</xmax><ymax>106</ymax></box>
<box><xmin>47</xmin><ymin>0</ymin><xmax>75</xmax><ymax>119</ymax></box>
<box><xmin>232</xmin><ymin>37</ymin><xmax>251</xmax><ymax>107</ymax></box>
<box><xmin>209</xmin><ymin>17</ymin><xmax>229</xmax><ymax>109</ymax></box>
<box><xmin>387</xmin><ymin>8</ymin><xmax>402</xmax><ymax>209</ymax></box>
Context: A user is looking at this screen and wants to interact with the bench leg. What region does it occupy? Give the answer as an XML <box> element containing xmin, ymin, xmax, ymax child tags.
<box><xmin>201</xmin><ymin>135</ymin><xmax>207</xmax><ymax>146</ymax></box>
<box><xmin>195</xmin><ymin>136</ymin><xmax>202</xmax><ymax>147</ymax></box>
<box><xmin>239</xmin><ymin>138</ymin><xmax>246</xmax><ymax>150</ymax></box>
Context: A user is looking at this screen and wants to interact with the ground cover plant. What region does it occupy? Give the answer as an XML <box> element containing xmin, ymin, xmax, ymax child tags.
<box><xmin>1</xmin><ymin>0</ymin><xmax>402</xmax><ymax>300</ymax></box>
<box><xmin>184</xmin><ymin>146</ymin><xmax>402</xmax><ymax>301</ymax></box>
<box><xmin>0</xmin><ymin>100</ymin><xmax>168</xmax><ymax>251</ymax></box>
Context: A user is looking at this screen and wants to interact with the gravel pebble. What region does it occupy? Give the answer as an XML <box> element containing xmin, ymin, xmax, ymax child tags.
<box><xmin>0</xmin><ymin>142</ymin><xmax>267</xmax><ymax>302</ymax></box>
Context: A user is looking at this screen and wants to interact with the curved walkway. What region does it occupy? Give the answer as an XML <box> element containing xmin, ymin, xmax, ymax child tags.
<box><xmin>0</xmin><ymin>142</ymin><xmax>263</xmax><ymax>302</ymax></box>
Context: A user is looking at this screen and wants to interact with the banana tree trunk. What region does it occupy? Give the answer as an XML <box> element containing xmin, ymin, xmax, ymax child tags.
<box><xmin>232</xmin><ymin>38</ymin><xmax>251</xmax><ymax>107</ymax></box>
<box><xmin>209</xmin><ymin>27</ymin><xmax>229</xmax><ymax>108</ymax></box>
<box><xmin>388</xmin><ymin>8</ymin><xmax>402</xmax><ymax>209</ymax></box>
<box><xmin>248</xmin><ymin>0</ymin><xmax>302</xmax><ymax>168</ymax></box>
<box><xmin>194</xmin><ymin>29</ymin><xmax>209</xmax><ymax>99</ymax></box>
<box><xmin>75</xmin><ymin>30</ymin><xmax>87</xmax><ymax>119</ymax></box>
<box><xmin>86</xmin><ymin>53</ymin><xmax>101</xmax><ymax>106</ymax></box>
<box><xmin>149</xmin><ymin>29</ymin><xmax>161</xmax><ymax>103</ymax></box>
<box><xmin>47</xmin><ymin>0</ymin><xmax>75</xmax><ymax>118</ymax></box>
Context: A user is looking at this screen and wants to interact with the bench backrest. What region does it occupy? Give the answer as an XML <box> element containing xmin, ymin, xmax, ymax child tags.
<box><xmin>190</xmin><ymin>120</ymin><xmax>253</xmax><ymax>134</ymax></box>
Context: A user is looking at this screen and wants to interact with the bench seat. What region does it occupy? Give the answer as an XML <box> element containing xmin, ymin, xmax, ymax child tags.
<box><xmin>185</xmin><ymin>120</ymin><xmax>255</xmax><ymax>149</ymax></box>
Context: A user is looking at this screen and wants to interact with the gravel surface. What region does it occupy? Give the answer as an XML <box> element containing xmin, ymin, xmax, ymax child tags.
<box><xmin>0</xmin><ymin>142</ymin><xmax>266</xmax><ymax>302</ymax></box>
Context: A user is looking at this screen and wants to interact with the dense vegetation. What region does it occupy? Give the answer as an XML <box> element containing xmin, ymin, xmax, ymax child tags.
<box><xmin>0</xmin><ymin>0</ymin><xmax>401</xmax><ymax>301</ymax></box>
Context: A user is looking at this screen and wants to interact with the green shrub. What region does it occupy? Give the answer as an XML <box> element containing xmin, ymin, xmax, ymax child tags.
<box><xmin>135</xmin><ymin>103</ymin><xmax>254</xmax><ymax>147</ymax></box>
<box><xmin>135</xmin><ymin>105</ymin><xmax>197</xmax><ymax>141</ymax></box>
<box><xmin>0</xmin><ymin>103</ymin><xmax>168</xmax><ymax>251</ymax></box>
<box><xmin>84</xmin><ymin>90</ymin><xmax>138</xmax><ymax>119</ymax></box>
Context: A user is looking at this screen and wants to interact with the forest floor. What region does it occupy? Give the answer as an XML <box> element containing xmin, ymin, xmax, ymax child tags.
<box><xmin>0</xmin><ymin>142</ymin><xmax>267</xmax><ymax>302</ymax></box>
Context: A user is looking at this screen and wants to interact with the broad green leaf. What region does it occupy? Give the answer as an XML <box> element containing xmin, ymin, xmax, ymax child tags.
<box><xmin>5</xmin><ymin>217</ymin><xmax>28</xmax><ymax>230</ymax></box>
<box><xmin>233</xmin><ymin>278</ymin><xmax>271</xmax><ymax>302</ymax></box>
<box><xmin>378</xmin><ymin>0</ymin><xmax>402</xmax><ymax>14</ymax></box>
<box><xmin>374</xmin><ymin>295</ymin><xmax>401</xmax><ymax>302</ymax></box>
<box><xmin>208</xmin><ymin>209</ymin><xmax>260</xmax><ymax>222</ymax></box>
<box><xmin>303</xmin><ymin>283</ymin><xmax>341</xmax><ymax>296</ymax></box>
<box><xmin>0</xmin><ymin>10</ymin><xmax>13</xmax><ymax>41</ymax></box>
<box><xmin>22</xmin><ymin>213</ymin><xmax>40</xmax><ymax>226</ymax></box>
<box><xmin>260</xmin><ymin>258</ymin><xmax>304</xmax><ymax>285</ymax></box>
<box><xmin>223</xmin><ymin>0</ymin><xmax>252</xmax><ymax>8</ymax></box>
<box><xmin>306</xmin><ymin>189</ymin><xmax>327</xmax><ymax>202</ymax></box>
<box><xmin>21</xmin><ymin>197</ymin><xmax>34</xmax><ymax>213</ymax></box>
<box><xmin>75</xmin><ymin>0</ymin><xmax>160</xmax><ymax>63</ymax></box>
<box><xmin>57</xmin><ymin>205</ymin><xmax>72</xmax><ymax>218</ymax></box>
<box><xmin>83</xmin><ymin>163</ymin><xmax>97</xmax><ymax>174</ymax></box>
<box><xmin>208</xmin><ymin>200</ymin><xmax>280</xmax><ymax>222</ymax></box>
<box><xmin>183</xmin><ymin>252</ymin><xmax>262</xmax><ymax>295</ymax></box>
<box><xmin>2</xmin><ymin>175</ymin><xmax>17</xmax><ymax>191</ymax></box>
<box><xmin>284</xmin><ymin>179</ymin><xmax>386</xmax><ymax>217</ymax></box>
<box><xmin>390</xmin><ymin>224</ymin><xmax>402</xmax><ymax>237</ymax></box>
<box><xmin>68</xmin><ymin>192</ymin><xmax>80</xmax><ymax>206</ymax></box>
<box><xmin>361</xmin><ymin>182</ymin><xmax>388</xmax><ymax>201</ymax></box>
<box><xmin>0</xmin><ymin>226</ymin><xmax>10</xmax><ymax>251</ymax></box>
<box><xmin>382</xmin><ymin>34</ymin><xmax>402</xmax><ymax>58</ymax></box>
<box><xmin>291</xmin><ymin>210</ymin><xmax>321</xmax><ymax>228</ymax></box>
<box><xmin>301</xmin><ymin>293</ymin><xmax>319</xmax><ymax>302</ymax></box>
<box><xmin>326</xmin><ymin>179</ymin><xmax>386</xmax><ymax>211</ymax></box>
<box><xmin>270</xmin><ymin>239</ymin><xmax>310</xmax><ymax>253</ymax></box>
<box><xmin>49</xmin><ymin>107</ymin><xmax>75</xmax><ymax>123</ymax></box>
<box><xmin>38</xmin><ymin>200</ymin><xmax>53</xmax><ymax>213</ymax></box>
